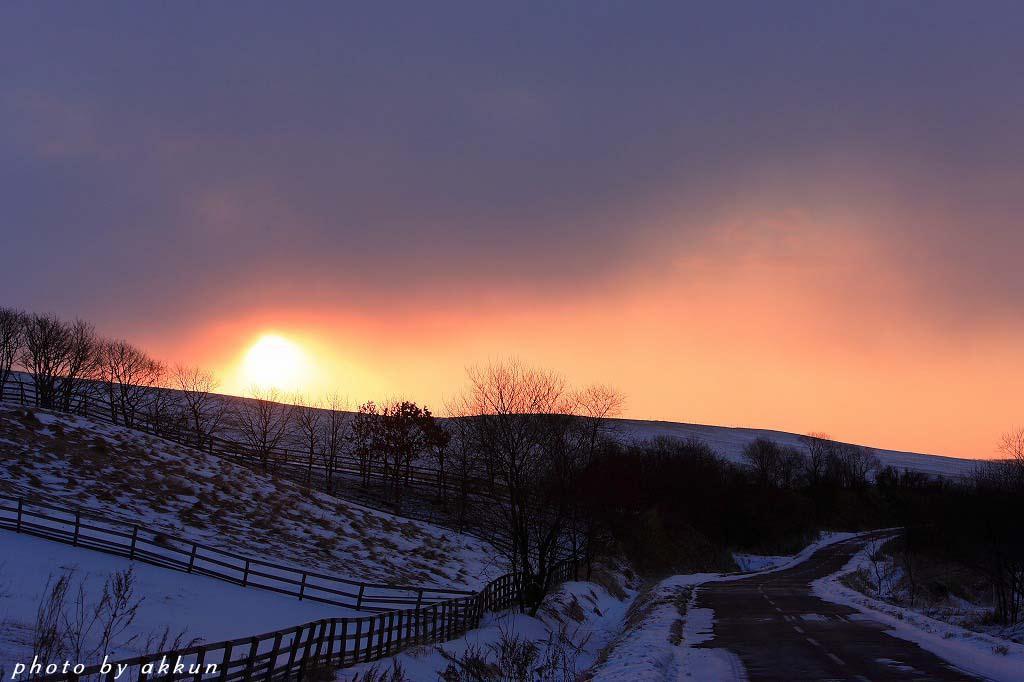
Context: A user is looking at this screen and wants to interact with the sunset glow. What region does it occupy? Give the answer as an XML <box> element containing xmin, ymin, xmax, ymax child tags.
<box><xmin>6</xmin><ymin>3</ymin><xmax>1024</xmax><ymax>462</ymax></box>
<box><xmin>239</xmin><ymin>334</ymin><xmax>309</xmax><ymax>394</ymax></box>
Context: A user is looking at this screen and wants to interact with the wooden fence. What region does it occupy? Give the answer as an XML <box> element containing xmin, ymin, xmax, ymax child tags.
<box><xmin>43</xmin><ymin>556</ymin><xmax>579</xmax><ymax>682</ymax></box>
<box><xmin>0</xmin><ymin>376</ymin><xmax>493</xmax><ymax>509</ymax></box>
<box><xmin>0</xmin><ymin>376</ymin><xmax>507</xmax><ymax>550</ymax></box>
<box><xmin>0</xmin><ymin>378</ymin><xmax>581</xmax><ymax>680</ymax></box>
<box><xmin>0</xmin><ymin>494</ymin><xmax>473</xmax><ymax>613</ymax></box>
<box><xmin>0</xmin><ymin>493</ymin><xmax>579</xmax><ymax>681</ymax></box>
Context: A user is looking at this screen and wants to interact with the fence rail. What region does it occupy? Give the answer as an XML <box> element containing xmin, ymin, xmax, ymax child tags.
<box><xmin>0</xmin><ymin>376</ymin><xmax>497</xmax><ymax>513</ymax></box>
<box><xmin>0</xmin><ymin>382</ymin><xmax>582</xmax><ymax>680</ymax></box>
<box><xmin>0</xmin><ymin>491</ymin><xmax>578</xmax><ymax>681</ymax></box>
<box><xmin>46</xmin><ymin>553</ymin><xmax>579</xmax><ymax>682</ymax></box>
<box><xmin>0</xmin><ymin>493</ymin><xmax>473</xmax><ymax>613</ymax></box>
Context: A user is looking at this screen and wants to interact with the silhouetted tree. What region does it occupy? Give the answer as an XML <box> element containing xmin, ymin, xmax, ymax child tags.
<box><xmin>20</xmin><ymin>314</ymin><xmax>98</xmax><ymax>410</ymax></box>
<box><xmin>318</xmin><ymin>393</ymin><xmax>350</xmax><ymax>493</ymax></box>
<box><xmin>97</xmin><ymin>339</ymin><xmax>164</xmax><ymax>428</ymax></box>
<box><xmin>294</xmin><ymin>395</ymin><xmax>322</xmax><ymax>485</ymax></box>
<box><xmin>450</xmin><ymin>359</ymin><xmax>585</xmax><ymax>613</ymax></box>
<box><xmin>0</xmin><ymin>307</ymin><xmax>24</xmax><ymax>393</ymax></box>
<box><xmin>351</xmin><ymin>401</ymin><xmax>380</xmax><ymax>487</ymax></box>
<box><xmin>234</xmin><ymin>387</ymin><xmax>294</xmax><ymax>472</ymax></box>
<box><xmin>173</xmin><ymin>365</ymin><xmax>226</xmax><ymax>449</ymax></box>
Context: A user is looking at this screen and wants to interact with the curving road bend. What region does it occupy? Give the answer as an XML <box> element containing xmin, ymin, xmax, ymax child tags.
<box><xmin>693</xmin><ymin>534</ymin><xmax>983</xmax><ymax>681</ymax></box>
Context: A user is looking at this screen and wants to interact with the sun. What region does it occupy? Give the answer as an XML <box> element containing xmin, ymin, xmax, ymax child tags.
<box><xmin>241</xmin><ymin>334</ymin><xmax>308</xmax><ymax>393</ymax></box>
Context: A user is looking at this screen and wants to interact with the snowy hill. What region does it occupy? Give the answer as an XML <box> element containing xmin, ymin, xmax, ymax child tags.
<box><xmin>0</xmin><ymin>403</ymin><xmax>502</xmax><ymax>589</ymax></box>
<box><xmin>610</xmin><ymin>419</ymin><xmax>978</xmax><ymax>479</ymax></box>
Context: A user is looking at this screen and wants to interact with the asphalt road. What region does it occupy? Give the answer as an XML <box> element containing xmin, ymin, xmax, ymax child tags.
<box><xmin>694</xmin><ymin>535</ymin><xmax>982</xmax><ymax>681</ymax></box>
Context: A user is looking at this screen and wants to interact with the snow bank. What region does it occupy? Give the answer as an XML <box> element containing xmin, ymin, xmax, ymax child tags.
<box><xmin>593</xmin><ymin>532</ymin><xmax>872</xmax><ymax>681</ymax></box>
<box><xmin>813</xmin><ymin>536</ymin><xmax>1024</xmax><ymax>682</ymax></box>
<box><xmin>0</xmin><ymin>530</ymin><xmax>353</xmax><ymax>669</ymax></box>
<box><xmin>590</xmin><ymin>573</ymin><xmax>746</xmax><ymax>682</ymax></box>
<box><xmin>338</xmin><ymin>577</ymin><xmax>632</xmax><ymax>680</ymax></box>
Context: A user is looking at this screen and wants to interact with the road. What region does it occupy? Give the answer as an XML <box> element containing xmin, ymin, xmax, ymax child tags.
<box><xmin>693</xmin><ymin>534</ymin><xmax>982</xmax><ymax>681</ymax></box>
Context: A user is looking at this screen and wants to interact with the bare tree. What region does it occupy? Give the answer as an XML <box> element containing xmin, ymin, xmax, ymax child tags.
<box><xmin>20</xmin><ymin>313</ymin><xmax>74</xmax><ymax>410</ymax></box>
<box><xmin>97</xmin><ymin>339</ymin><xmax>165</xmax><ymax>428</ymax></box>
<box><xmin>319</xmin><ymin>393</ymin><xmax>350</xmax><ymax>493</ymax></box>
<box><xmin>450</xmin><ymin>359</ymin><xmax>583</xmax><ymax>613</ymax></box>
<box><xmin>998</xmin><ymin>427</ymin><xmax>1024</xmax><ymax>480</ymax></box>
<box><xmin>568</xmin><ymin>384</ymin><xmax>624</xmax><ymax>574</ymax></box>
<box><xmin>840</xmin><ymin>444</ymin><xmax>880</xmax><ymax>487</ymax></box>
<box><xmin>294</xmin><ymin>395</ymin><xmax>323</xmax><ymax>485</ymax></box>
<box><xmin>801</xmin><ymin>432</ymin><xmax>833</xmax><ymax>485</ymax></box>
<box><xmin>234</xmin><ymin>387</ymin><xmax>293</xmax><ymax>472</ymax></box>
<box><xmin>59</xmin><ymin>319</ymin><xmax>101</xmax><ymax>412</ymax></box>
<box><xmin>0</xmin><ymin>307</ymin><xmax>24</xmax><ymax>395</ymax></box>
<box><xmin>743</xmin><ymin>438</ymin><xmax>782</xmax><ymax>487</ymax></box>
<box><xmin>351</xmin><ymin>401</ymin><xmax>381</xmax><ymax>487</ymax></box>
<box><xmin>420</xmin><ymin>414</ymin><xmax>452</xmax><ymax>501</ymax></box>
<box><xmin>173</xmin><ymin>365</ymin><xmax>226</xmax><ymax>449</ymax></box>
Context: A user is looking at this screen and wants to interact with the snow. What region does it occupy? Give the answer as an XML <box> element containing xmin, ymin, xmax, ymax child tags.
<box><xmin>612</xmin><ymin>418</ymin><xmax>978</xmax><ymax>479</ymax></box>
<box><xmin>678</xmin><ymin>590</ymin><xmax>747</xmax><ymax>682</ymax></box>
<box><xmin>0</xmin><ymin>403</ymin><xmax>501</xmax><ymax>590</ymax></box>
<box><xmin>813</xmin><ymin>536</ymin><xmax>1024</xmax><ymax>682</ymax></box>
<box><xmin>592</xmin><ymin>531</ymin><xmax>868</xmax><ymax>681</ymax></box>
<box><xmin>337</xmin><ymin>577</ymin><xmax>633</xmax><ymax>681</ymax></box>
<box><xmin>733</xmin><ymin>531</ymin><xmax>860</xmax><ymax>575</ymax></box>
<box><xmin>0</xmin><ymin>529</ymin><xmax>354</xmax><ymax>670</ymax></box>
<box><xmin>732</xmin><ymin>552</ymin><xmax>789</xmax><ymax>573</ymax></box>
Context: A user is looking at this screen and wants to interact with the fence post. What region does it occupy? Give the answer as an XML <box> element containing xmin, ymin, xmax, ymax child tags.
<box><xmin>299</xmin><ymin>624</ymin><xmax>316</xmax><ymax>679</ymax></box>
<box><xmin>285</xmin><ymin>629</ymin><xmax>302</xmax><ymax>676</ymax></box>
<box><xmin>338</xmin><ymin>619</ymin><xmax>349</xmax><ymax>667</ymax></box>
<box><xmin>243</xmin><ymin>559</ymin><xmax>250</xmax><ymax>587</ymax></box>
<box><xmin>356</xmin><ymin>584</ymin><xmax>365</xmax><ymax>610</ymax></box>
<box><xmin>72</xmin><ymin>510</ymin><xmax>81</xmax><ymax>546</ymax></box>
<box><xmin>298</xmin><ymin>572</ymin><xmax>307</xmax><ymax>600</ymax></box>
<box><xmin>265</xmin><ymin>632</ymin><xmax>283</xmax><ymax>682</ymax></box>
<box><xmin>387</xmin><ymin>611</ymin><xmax>397</xmax><ymax>655</ymax></box>
<box><xmin>130</xmin><ymin>524</ymin><xmax>138</xmax><ymax>559</ymax></box>
<box><xmin>16</xmin><ymin>498</ymin><xmax>23</xmax><ymax>533</ymax></box>
<box><xmin>243</xmin><ymin>637</ymin><xmax>259</xmax><ymax>680</ymax></box>
<box><xmin>188</xmin><ymin>543</ymin><xmax>197</xmax><ymax>573</ymax></box>
<box><xmin>353</xmin><ymin>620</ymin><xmax>364</xmax><ymax>665</ymax></box>
<box><xmin>326</xmin><ymin>619</ymin><xmax>337</xmax><ymax>667</ymax></box>
<box><xmin>364</xmin><ymin>618</ymin><xmax>375</xmax><ymax>663</ymax></box>
<box><xmin>219</xmin><ymin>641</ymin><xmax>233</xmax><ymax>682</ymax></box>
<box><xmin>192</xmin><ymin>648</ymin><xmax>206</xmax><ymax>682</ymax></box>
<box><xmin>376</xmin><ymin>614</ymin><xmax>386</xmax><ymax>659</ymax></box>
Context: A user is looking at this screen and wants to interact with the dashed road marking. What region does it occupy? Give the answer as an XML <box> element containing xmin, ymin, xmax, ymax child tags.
<box><xmin>793</xmin><ymin>625</ymin><xmax>805</xmax><ymax>634</ymax></box>
<box><xmin>826</xmin><ymin>652</ymin><xmax>845</xmax><ymax>666</ymax></box>
<box><xmin>805</xmin><ymin>637</ymin><xmax>821</xmax><ymax>648</ymax></box>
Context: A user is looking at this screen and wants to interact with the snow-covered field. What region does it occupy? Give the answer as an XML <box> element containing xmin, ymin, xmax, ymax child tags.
<box><xmin>813</xmin><ymin>536</ymin><xmax>1024</xmax><ymax>682</ymax></box>
<box><xmin>0</xmin><ymin>403</ymin><xmax>502</xmax><ymax>589</ymax></box>
<box><xmin>338</xmin><ymin>572</ymin><xmax>636</xmax><ymax>681</ymax></box>
<box><xmin>613</xmin><ymin>419</ymin><xmax>979</xmax><ymax>479</ymax></box>
<box><xmin>0</xmin><ymin>530</ymin><xmax>354</xmax><ymax>673</ymax></box>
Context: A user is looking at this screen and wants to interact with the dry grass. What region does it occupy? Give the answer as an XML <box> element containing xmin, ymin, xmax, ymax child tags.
<box><xmin>0</xmin><ymin>403</ymin><xmax>500</xmax><ymax>588</ymax></box>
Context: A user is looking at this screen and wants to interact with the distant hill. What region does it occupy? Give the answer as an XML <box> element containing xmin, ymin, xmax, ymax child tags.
<box><xmin>611</xmin><ymin>419</ymin><xmax>978</xmax><ymax>479</ymax></box>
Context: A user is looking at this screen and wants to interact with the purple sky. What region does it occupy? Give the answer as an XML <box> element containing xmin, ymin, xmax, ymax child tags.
<box><xmin>2</xmin><ymin>2</ymin><xmax>1023</xmax><ymax>457</ymax></box>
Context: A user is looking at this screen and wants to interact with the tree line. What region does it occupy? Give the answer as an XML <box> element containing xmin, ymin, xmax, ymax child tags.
<box><xmin>2</xmin><ymin>306</ymin><xmax>1021</xmax><ymax>621</ymax></box>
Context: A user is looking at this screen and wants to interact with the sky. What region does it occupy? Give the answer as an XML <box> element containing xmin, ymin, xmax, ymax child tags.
<box><xmin>2</xmin><ymin>2</ymin><xmax>1023</xmax><ymax>459</ymax></box>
